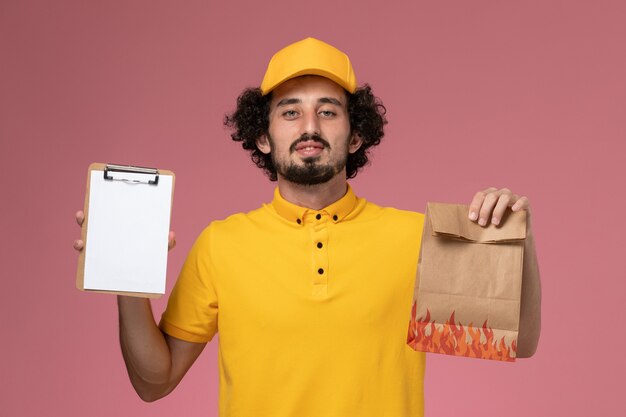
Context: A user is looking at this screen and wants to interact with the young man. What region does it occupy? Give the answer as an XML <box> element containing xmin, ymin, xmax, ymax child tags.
<box><xmin>74</xmin><ymin>38</ymin><xmax>540</xmax><ymax>417</ymax></box>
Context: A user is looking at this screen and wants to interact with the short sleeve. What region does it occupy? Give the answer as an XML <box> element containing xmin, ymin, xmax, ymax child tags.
<box><xmin>159</xmin><ymin>226</ymin><xmax>218</xmax><ymax>343</ymax></box>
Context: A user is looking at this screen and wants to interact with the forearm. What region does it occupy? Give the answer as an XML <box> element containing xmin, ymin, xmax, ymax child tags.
<box><xmin>516</xmin><ymin>216</ymin><xmax>542</xmax><ymax>358</ymax></box>
<box><xmin>117</xmin><ymin>295</ymin><xmax>173</xmax><ymax>401</ymax></box>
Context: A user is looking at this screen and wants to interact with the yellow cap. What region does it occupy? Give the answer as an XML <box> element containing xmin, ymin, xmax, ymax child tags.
<box><xmin>260</xmin><ymin>37</ymin><xmax>357</xmax><ymax>95</ymax></box>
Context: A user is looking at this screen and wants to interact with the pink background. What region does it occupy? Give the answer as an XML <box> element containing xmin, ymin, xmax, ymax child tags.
<box><xmin>1</xmin><ymin>1</ymin><xmax>624</xmax><ymax>416</ymax></box>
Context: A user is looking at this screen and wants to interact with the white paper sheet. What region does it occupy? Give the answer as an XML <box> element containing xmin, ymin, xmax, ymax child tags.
<box><xmin>83</xmin><ymin>170</ymin><xmax>173</xmax><ymax>294</ymax></box>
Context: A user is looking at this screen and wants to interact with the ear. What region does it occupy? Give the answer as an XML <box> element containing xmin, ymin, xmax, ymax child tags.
<box><xmin>348</xmin><ymin>132</ymin><xmax>363</xmax><ymax>154</ymax></box>
<box><xmin>256</xmin><ymin>135</ymin><xmax>271</xmax><ymax>154</ymax></box>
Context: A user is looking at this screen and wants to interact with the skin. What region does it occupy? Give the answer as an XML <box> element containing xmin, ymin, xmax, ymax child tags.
<box><xmin>73</xmin><ymin>75</ymin><xmax>541</xmax><ymax>401</ymax></box>
<box><xmin>255</xmin><ymin>75</ymin><xmax>363</xmax><ymax>209</ymax></box>
<box><xmin>74</xmin><ymin>215</ymin><xmax>204</xmax><ymax>402</ymax></box>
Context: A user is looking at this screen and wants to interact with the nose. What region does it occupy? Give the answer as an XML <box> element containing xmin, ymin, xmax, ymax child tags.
<box><xmin>300</xmin><ymin>109</ymin><xmax>321</xmax><ymax>136</ymax></box>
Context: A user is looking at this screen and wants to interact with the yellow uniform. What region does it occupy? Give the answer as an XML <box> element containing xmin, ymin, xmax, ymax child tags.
<box><xmin>160</xmin><ymin>185</ymin><xmax>426</xmax><ymax>416</ymax></box>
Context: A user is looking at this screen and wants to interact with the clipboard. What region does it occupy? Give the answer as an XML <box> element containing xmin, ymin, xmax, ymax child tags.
<box><xmin>76</xmin><ymin>163</ymin><xmax>175</xmax><ymax>298</ymax></box>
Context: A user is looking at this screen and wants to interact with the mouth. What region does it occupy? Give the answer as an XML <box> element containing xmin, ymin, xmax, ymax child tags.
<box><xmin>295</xmin><ymin>141</ymin><xmax>324</xmax><ymax>158</ymax></box>
<box><xmin>292</xmin><ymin>139</ymin><xmax>328</xmax><ymax>158</ymax></box>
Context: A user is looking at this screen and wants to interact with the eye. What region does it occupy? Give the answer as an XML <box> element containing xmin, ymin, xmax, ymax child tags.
<box><xmin>319</xmin><ymin>110</ymin><xmax>336</xmax><ymax>118</ymax></box>
<box><xmin>282</xmin><ymin>110</ymin><xmax>299</xmax><ymax>119</ymax></box>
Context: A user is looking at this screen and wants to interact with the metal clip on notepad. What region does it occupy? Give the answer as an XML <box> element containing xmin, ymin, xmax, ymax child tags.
<box><xmin>103</xmin><ymin>164</ymin><xmax>160</xmax><ymax>185</ymax></box>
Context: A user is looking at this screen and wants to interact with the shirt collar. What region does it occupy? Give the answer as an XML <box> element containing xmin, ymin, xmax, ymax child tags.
<box><xmin>270</xmin><ymin>183</ymin><xmax>359</xmax><ymax>226</ymax></box>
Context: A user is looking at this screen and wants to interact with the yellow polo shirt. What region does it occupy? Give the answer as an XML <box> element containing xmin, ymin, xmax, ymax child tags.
<box><xmin>160</xmin><ymin>185</ymin><xmax>426</xmax><ymax>417</ymax></box>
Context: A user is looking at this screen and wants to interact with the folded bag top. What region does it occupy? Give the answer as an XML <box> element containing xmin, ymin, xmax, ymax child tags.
<box><xmin>428</xmin><ymin>202</ymin><xmax>526</xmax><ymax>243</ymax></box>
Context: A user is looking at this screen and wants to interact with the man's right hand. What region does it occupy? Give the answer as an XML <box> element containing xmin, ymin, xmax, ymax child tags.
<box><xmin>73</xmin><ymin>211</ymin><xmax>86</xmax><ymax>251</ymax></box>
<box><xmin>72</xmin><ymin>210</ymin><xmax>204</xmax><ymax>402</ymax></box>
<box><xmin>72</xmin><ymin>210</ymin><xmax>177</xmax><ymax>251</ymax></box>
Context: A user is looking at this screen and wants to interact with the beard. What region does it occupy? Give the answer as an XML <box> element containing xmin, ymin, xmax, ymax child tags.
<box><xmin>269</xmin><ymin>133</ymin><xmax>349</xmax><ymax>186</ymax></box>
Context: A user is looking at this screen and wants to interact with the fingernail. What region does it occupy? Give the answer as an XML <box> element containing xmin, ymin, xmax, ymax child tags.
<box><xmin>492</xmin><ymin>217</ymin><xmax>499</xmax><ymax>225</ymax></box>
<box><xmin>478</xmin><ymin>218</ymin><xmax>486</xmax><ymax>226</ymax></box>
<box><xmin>469</xmin><ymin>211</ymin><xmax>478</xmax><ymax>221</ymax></box>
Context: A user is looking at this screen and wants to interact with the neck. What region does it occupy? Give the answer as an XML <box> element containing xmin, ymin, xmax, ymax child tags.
<box><xmin>276</xmin><ymin>172</ymin><xmax>348</xmax><ymax>210</ymax></box>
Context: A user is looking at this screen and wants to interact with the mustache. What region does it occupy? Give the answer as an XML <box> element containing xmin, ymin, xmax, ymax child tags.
<box><xmin>289</xmin><ymin>134</ymin><xmax>331</xmax><ymax>153</ymax></box>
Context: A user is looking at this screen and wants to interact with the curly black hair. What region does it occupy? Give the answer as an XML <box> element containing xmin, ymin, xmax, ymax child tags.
<box><xmin>223</xmin><ymin>84</ymin><xmax>387</xmax><ymax>181</ymax></box>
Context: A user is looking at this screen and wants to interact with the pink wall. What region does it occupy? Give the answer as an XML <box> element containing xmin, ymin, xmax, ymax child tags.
<box><xmin>1</xmin><ymin>1</ymin><xmax>624</xmax><ymax>416</ymax></box>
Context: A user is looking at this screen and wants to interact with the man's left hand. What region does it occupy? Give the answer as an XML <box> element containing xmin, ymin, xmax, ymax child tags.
<box><xmin>468</xmin><ymin>187</ymin><xmax>529</xmax><ymax>227</ymax></box>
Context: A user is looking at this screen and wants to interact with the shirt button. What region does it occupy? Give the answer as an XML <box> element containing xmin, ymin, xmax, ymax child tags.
<box><xmin>316</xmin><ymin>213</ymin><xmax>321</xmax><ymax>220</ymax></box>
<box><xmin>333</xmin><ymin>215</ymin><xmax>338</xmax><ymax>221</ymax></box>
<box><xmin>318</xmin><ymin>268</ymin><xmax>324</xmax><ymax>275</ymax></box>
<box><xmin>317</xmin><ymin>242</ymin><xmax>323</xmax><ymax>249</ymax></box>
<box><xmin>296</xmin><ymin>218</ymin><xmax>301</xmax><ymax>224</ymax></box>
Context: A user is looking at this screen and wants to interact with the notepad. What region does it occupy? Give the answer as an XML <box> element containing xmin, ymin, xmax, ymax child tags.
<box><xmin>76</xmin><ymin>163</ymin><xmax>175</xmax><ymax>297</ymax></box>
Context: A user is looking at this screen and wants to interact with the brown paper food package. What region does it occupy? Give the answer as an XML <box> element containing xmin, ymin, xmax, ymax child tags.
<box><xmin>407</xmin><ymin>202</ymin><xmax>527</xmax><ymax>362</ymax></box>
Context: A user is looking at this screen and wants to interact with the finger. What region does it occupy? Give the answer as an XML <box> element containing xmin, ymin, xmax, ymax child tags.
<box><xmin>76</xmin><ymin>211</ymin><xmax>84</xmax><ymax>226</ymax></box>
<box><xmin>73</xmin><ymin>239</ymin><xmax>84</xmax><ymax>251</ymax></box>
<box><xmin>478</xmin><ymin>190</ymin><xmax>500</xmax><ymax>226</ymax></box>
<box><xmin>511</xmin><ymin>196</ymin><xmax>529</xmax><ymax>211</ymax></box>
<box><xmin>168</xmin><ymin>231</ymin><xmax>176</xmax><ymax>251</ymax></box>
<box><xmin>468</xmin><ymin>187</ymin><xmax>497</xmax><ymax>221</ymax></box>
<box><xmin>491</xmin><ymin>193</ymin><xmax>512</xmax><ymax>226</ymax></box>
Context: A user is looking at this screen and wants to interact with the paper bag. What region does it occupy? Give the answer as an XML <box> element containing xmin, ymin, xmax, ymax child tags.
<box><xmin>407</xmin><ymin>202</ymin><xmax>526</xmax><ymax>362</ymax></box>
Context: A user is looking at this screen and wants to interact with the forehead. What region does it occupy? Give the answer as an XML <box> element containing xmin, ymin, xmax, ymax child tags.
<box><xmin>270</xmin><ymin>75</ymin><xmax>347</xmax><ymax>106</ymax></box>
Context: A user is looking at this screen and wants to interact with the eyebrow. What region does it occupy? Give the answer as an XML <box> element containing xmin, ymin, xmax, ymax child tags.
<box><xmin>275</xmin><ymin>97</ymin><xmax>344</xmax><ymax>107</ymax></box>
<box><xmin>318</xmin><ymin>97</ymin><xmax>343</xmax><ymax>106</ymax></box>
<box><xmin>276</xmin><ymin>98</ymin><xmax>301</xmax><ymax>107</ymax></box>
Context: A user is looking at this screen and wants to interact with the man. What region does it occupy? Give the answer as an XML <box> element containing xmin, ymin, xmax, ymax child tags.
<box><xmin>74</xmin><ymin>38</ymin><xmax>540</xmax><ymax>416</ymax></box>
